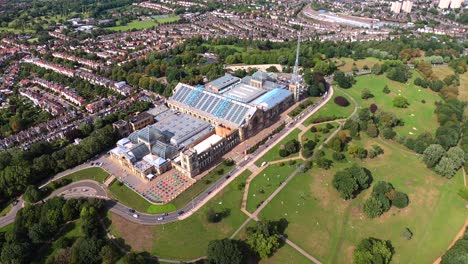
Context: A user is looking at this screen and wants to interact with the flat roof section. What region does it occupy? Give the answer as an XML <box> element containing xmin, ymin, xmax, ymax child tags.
<box><xmin>251</xmin><ymin>88</ymin><xmax>292</xmax><ymax>110</ymax></box>
<box><xmin>193</xmin><ymin>134</ymin><xmax>223</xmax><ymax>154</ymax></box>
<box><xmin>207</xmin><ymin>74</ymin><xmax>240</xmax><ymax>91</ymax></box>
<box><xmin>222</xmin><ymin>83</ymin><xmax>267</xmax><ymax>103</ymax></box>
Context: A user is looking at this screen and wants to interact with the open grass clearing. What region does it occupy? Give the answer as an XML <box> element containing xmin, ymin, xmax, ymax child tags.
<box><xmin>260</xmin><ymin>136</ymin><xmax>467</xmax><ymax>264</ymax></box>
<box><xmin>303</xmin><ymin>89</ymin><xmax>354</xmax><ymax>126</ymax></box>
<box><xmin>336</xmin><ymin>57</ymin><xmax>381</xmax><ymax>72</ymax></box>
<box><xmin>346</xmin><ymin>72</ymin><xmax>441</xmax><ymax>137</ymax></box>
<box><xmin>0</xmin><ymin>27</ymin><xmax>35</xmax><ymax>34</ymax></box>
<box><xmin>202</xmin><ymin>43</ymin><xmax>246</xmax><ymax>52</ymax></box>
<box><xmin>108</xmin><ymin>170</ymin><xmax>252</xmax><ymax>260</ymax></box>
<box><xmin>259</xmin><ymin>243</ymin><xmax>312</xmax><ymax>264</ymax></box>
<box><xmin>458</xmin><ymin>72</ymin><xmax>468</xmax><ymax>102</ymax></box>
<box><xmin>107</xmin><ymin>20</ymin><xmax>158</xmax><ymax>31</ymax></box>
<box><xmin>152</xmin><ymin>15</ymin><xmax>180</xmax><ymax>24</ymax></box>
<box><xmin>246</xmin><ymin>163</ymin><xmax>301</xmax><ymax>213</ymax></box>
<box><xmin>255</xmin><ymin>128</ymin><xmax>301</xmax><ymax>167</ymax></box>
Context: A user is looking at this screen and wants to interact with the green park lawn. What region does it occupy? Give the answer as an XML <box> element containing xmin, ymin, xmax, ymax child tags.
<box><xmin>255</xmin><ymin>128</ymin><xmax>301</xmax><ymax>167</ymax></box>
<box><xmin>60</xmin><ymin>167</ymin><xmax>110</xmax><ymax>183</ymax></box>
<box><xmin>259</xmin><ymin>243</ymin><xmax>312</xmax><ymax>264</ymax></box>
<box><xmin>303</xmin><ymin>89</ymin><xmax>355</xmax><ymax>126</ymax></box>
<box><xmin>108</xmin><ymin>170</ymin><xmax>252</xmax><ymax>260</ymax></box>
<box><xmin>107</xmin><ymin>20</ymin><xmax>158</xmax><ymax>31</ymax></box>
<box><xmin>346</xmin><ymin>72</ymin><xmax>441</xmax><ymax>137</ymax></box>
<box><xmin>336</xmin><ymin>57</ymin><xmax>381</xmax><ymax>72</ymax></box>
<box><xmin>0</xmin><ymin>27</ymin><xmax>35</xmax><ymax>34</ymax></box>
<box><xmin>259</xmin><ymin>136</ymin><xmax>467</xmax><ymax>264</ymax></box>
<box><xmin>152</xmin><ymin>15</ymin><xmax>181</xmax><ymax>24</ymax></box>
<box><xmin>246</xmin><ymin>163</ymin><xmax>302</xmax><ymax>213</ymax></box>
<box><xmin>202</xmin><ymin>43</ymin><xmax>246</xmax><ymax>52</ymax></box>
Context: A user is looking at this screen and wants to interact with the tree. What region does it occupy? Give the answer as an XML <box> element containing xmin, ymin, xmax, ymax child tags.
<box><xmin>246</xmin><ymin>220</ymin><xmax>282</xmax><ymax>259</ymax></box>
<box><xmin>207</xmin><ymin>239</ymin><xmax>244</xmax><ymax>264</ymax></box>
<box><xmin>332</xmin><ymin>165</ymin><xmax>371</xmax><ymax>199</ymax></box>
<box><xmin>369</xmin><ymin>104</ymin><xmax>378</xmax><ymax>114</ymax></box>
<box><xmin>434</xmin><ymin>157</ymin><xmax>458</xmax><ymax>178</ymax></box>
<box><xmin>382</xmin><ymin>127</ymin><xmax>396</xmax><ymax>139</ymax></box>
<box><xmin>422</xmin><ymin>144</ymin><xmax>446</xmax><ymax>168</ymax></box>
<box><xmin>361</xmin><ymin>89</ymin><xmax>374</xmax><ymax>99</ymax></box>
<box><xmin>206</xmin><ymin>207</ymin><xmax>221</xmax><ymax>223</ymax></box>
<box><xmin>23</xmin><ymin>185</ymin><xmax>42</xmax><ymax>203</ymax></box>
<box><xmin>28</xmin><ymin>223</ymin><xmax>50</xmax><ymax>244</ymax></box>
<box><xmin>120</xmin><ymin>252</ymin><xmax>146</xmax><ymax>264</ymax></box>
<box><xmin>392</xmin><ymin>96</ymin><xmax>409</xmax><ymax>108</ymax></box>
<box><xmin>363</xmin><ymin>196</ymin><xmax>384</xmax><ymax>218</ymax></box>
<box><xmin>441</xmin><ymin>237</ymin><xmax>468</xmax><ymax>264</ymax></box>
<box><xmin>316</xmin><ymin>157</ymin><xmax>333</xmax><ymax>170</ymax></box>
<box><xmin>366</xmin><ymin>123</ymin><xmax>379</xmax><ymax>138</ymax></box>
<box><xmin>334</xmin><ymin>71</ymin><xmax>354</xmax><ymax>88</ymax></box>
<box><xmin>70</xmin><ymin>237</ymin><xmax>103</xmax><ymax>264</ymax></box>
<box><xmin>100</xmin><ymin>245</ymin><xmax>120</xmax><ymax>264</ymax></box>
<box><xmin>382</xmin><ymin>85</ymin><xmax>390</xmax><ymax>94</ymax></box>
<box><xmin>334</xmin><ymin>96</ymin><xmax>350</xmax><ymax>107</ymax></box>
<box><xmin>354</xmin><ymin>238</ymin><xmax>393</xmax><ymax>264</ymax></box>
<box><xmin>393</xmin><ymin>192</ymin><xmax>409</xmax><ymax>208</ymax></box>
<box><xmin>372</xmin><ymin>63</ymin><xmax>382</xmax><ymax>75</ymax></box>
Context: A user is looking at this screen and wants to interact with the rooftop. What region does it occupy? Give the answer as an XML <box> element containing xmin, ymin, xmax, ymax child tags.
<box><xmin>251</xmin><ymin>88</ymin><xmax>293</xmax><ymax>110</ymax></box>
<box><xmin>222</xmin><ymin>83</ymin><xmax>266</xmax><ymax>103</ymax></box>
<box><xmin>193</xmin><ymin>134</ymin><xmax>223</xmax><ymax>154</ymax></box>
<box><xmin>207</xmin><ymin>74</ymin><xmax>240</xmax><ymax>91</ymax></box>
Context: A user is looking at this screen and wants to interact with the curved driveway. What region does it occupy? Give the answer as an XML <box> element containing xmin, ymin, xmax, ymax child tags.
<box><xmin>0</xmin><ymin>82</ymin><xmax>334</xmax><ymax>227</ymax></box>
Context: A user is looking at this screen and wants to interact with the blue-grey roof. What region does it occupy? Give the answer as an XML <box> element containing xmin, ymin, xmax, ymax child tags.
<box><xmin>251</xmin><ymin>88</ymin><xmax>292</xmax><ymax>110</ymax></box>
<box><xmin>222</xmin><ymin>83</ymin><xmax>266</xmax><ymax>103</ymax></box>
<box><xmin>207</xmin><ymin>74</ymin><xmax>240</xmax><ymax>91</ymax></box>
<box><xmin>169</xmin><ymin>83</ymin><xmax>257</xmax><ymax>127</ymax></box>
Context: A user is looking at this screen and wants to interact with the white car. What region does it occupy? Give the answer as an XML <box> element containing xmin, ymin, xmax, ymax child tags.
<box><xmin>132</xmin><ymin>214</ymin><xmax>139</xmax><ymax>219</ymax></box>
<box><xmin>157</xmin><ymin>217</ymin><xmax>164</xmax><ymax>221</ymax></box>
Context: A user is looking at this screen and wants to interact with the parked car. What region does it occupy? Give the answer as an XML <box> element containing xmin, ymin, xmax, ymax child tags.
<box><xmin>178</xmin><ymin>210</ymin><xmax>184</xmax><ymax>215</ymax></box>
<box><xmin>128</xmin><ymin>209</ymin><xmax>135</xmax><ymax>213</ymax></box>
<box><xmin>157</xmin><ymin>216</ymin><xmax>164</xmax><ymax>221</ymax></box>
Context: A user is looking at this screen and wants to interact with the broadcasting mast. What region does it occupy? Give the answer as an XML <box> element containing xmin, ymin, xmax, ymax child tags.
<box><xmin>289</xmin><ymin>31</ymin><xmax>305</xmax><ymax>101</ymax></box>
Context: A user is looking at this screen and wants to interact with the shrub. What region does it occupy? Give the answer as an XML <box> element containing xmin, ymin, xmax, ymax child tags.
<box><xmin>354</xmin><ymin>238</ymin><xmax>393</xmax><ymax>264</ymax></box>
<box><xmin>322</xmin><ymin>128</ymin><xmax>330</xmax><ymax>134</ymax></box>
<box><xmin>369</xmin><ymin>104</ymin><xmax>378</xmax><ymax>114</ymax></box>
<box><xmin>402</xmin><ymin>228</ymin><xmax>413</xmax><ymax>240</ymax></box>
<box><xmin>392</xmin><ymin>192</ymin><xmax>409</xmax><ymax>208</ymax></box>
<box><xmin>279</xmin><ymin>148</ymin><xmax>288</xmax><ymax>157</ymax></box>
<box><xmin>363</xmin><ymin>197</ymin><xmax>384</xmax><ymax>218</ymax></box>
<box><xmin>332</xmin><ymin>152</ymin><xmax>346</xmax><ymax>161</ymax></box>
<box><xmin>421</xmin><ymin>99</ymin><xmax>426</xmax><ymax>104</ymax></box>
<box><xmin>368</xmin><ymin>149</ymin><xmax>377</xmax><ymax>159</ymax></box>
<box><xmin>393</xmin><ymin>96</ymin><xmax>409</xmax><ymax>108</ymax></box>
<box><xmin>361</xmin><ymin>89</ymin><xmax>374</xmax><ymax>99</ymax></box>
<box><xmin>326</xmin><ymin>123</ymin><xmax>334</xmax><ymax>129</ymax></box>
<box><xmin>334</xmin><ymin>96</ymin><xmax>350</xmax><ymax>107</ymax></box>
<box><xmin>382</xmin><ymin>85</ymin><xmax>390</xmax><ymax>94</ymax></box>
<box><xmin>223</xmin><ymin>159</ymin><xmax>235</xmax><ymax>166</ymax></box>
<box><xmin>382</xmin><ymin>127</ymin><xmax>396</xmax><ymax>139</ymax></box>
<box><xmin>310</xmin><ymin>127</ymin><xmax>317</xmax><ymax>132</ymax></box>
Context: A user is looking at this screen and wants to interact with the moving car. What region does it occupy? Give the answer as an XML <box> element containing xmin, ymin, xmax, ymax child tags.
<box><xmin>132</xmin><ymin>213</ymin><xmax>139</xmax><ymax>218</ymax></box>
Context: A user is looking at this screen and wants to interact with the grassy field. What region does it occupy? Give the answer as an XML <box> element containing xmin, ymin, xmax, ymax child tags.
<box><xmin>202</xmin><ymin>44</ymin><xmax>246</xmax><ymax>52</ymax></box>
<box><xmin>107</xmin><ymin>20</ymin><xmax>158</xmax><ymax>31</ymax></box>
<box><xmin>458</xmin><ymin>72</ymin><xmax>468</xmax><ymax>102</ymax></box>
<box><xmin>0</xmin><ymin>27</ymin><xmax>35</xmax><ymax>34</ymax></box>
<box><xmin>336</xmin><ymin>57</ymin><xmax>381</xmax><ymax>72</ymax></box>
<box><xmin>108</xmin><ymin>170</ymin><xmax>252</xmax><ymax>260</ymax></box>
<box><xmin>346</xmin><ymin>72</ymin><xmax>441</xmax><ymax>137</ymax></box>
<box><xmin>44</xmin><ymin>167</ymin><xmax>110</xmax><ymax>192</ymax></box>
<box><xmin>303</xmin><ymin>89</ymin><xmax>355</xmax><ymax>126</ymax></box>
<box><xmin>153</xmin><ymin>15</ymin><xmax>181</xmax><ymax>24</ymax></box>
<box><xmin>255</xmin><ymin>128</ymin><xmax>302</xmax><ymax>167</ymax></box>
<box><xmin>246</xmin><ymin>164</ymin><xmax>301</xmax><ymax>213</ymax></box>
<box><xmin>259</xmin><ymin>136</ymin><xmax>467</xmax><ymax>264</ymax></box>
<box><xmin>172</xmin><ymin>162</ymin><xmax>235</xmax><ymax>209</ymax></box>
<box><xmin>108</xmin><ymin>180</ymin><xmax>176</xmax><ymax>214</ymax></box>
<box><xmin>259</xmin><ymin>243</ymin><xmax>312</xmax><ymax>264</ymax></box>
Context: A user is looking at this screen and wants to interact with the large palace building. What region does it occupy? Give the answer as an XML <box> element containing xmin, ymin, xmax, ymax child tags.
<box><xmin>110</xmin><ymin>71</ymin><xmax>294</xmax><ymax>179</ymax></box>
